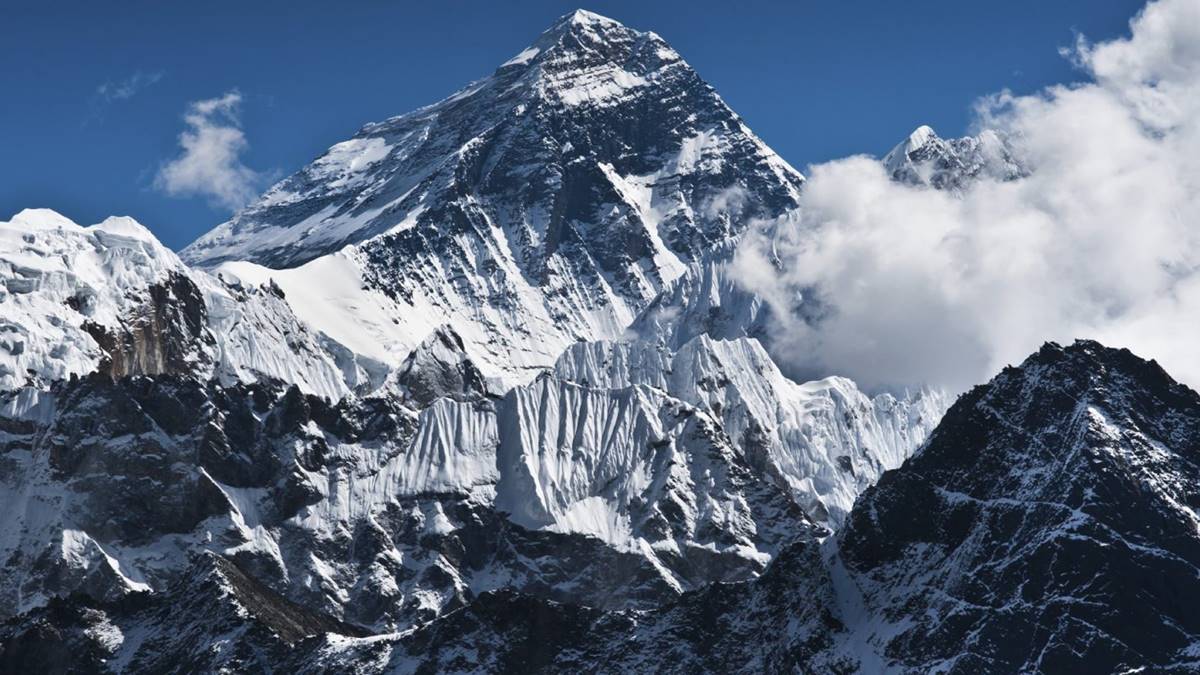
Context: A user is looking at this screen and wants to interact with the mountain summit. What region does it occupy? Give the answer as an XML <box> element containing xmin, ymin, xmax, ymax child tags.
<box><xmin>184</xmin><ymin>9</ymin><xmax>802</xmax><ymax>269</ymax></box>
<box><xmin>881</xmin><ymin>124</ymin><xmax>1022</xmax><ymax>189</ymax></box>
<box><xmin>181</xmin><ymin>10</ymin><xmax>804</xmax><ymax>384</ymax></box>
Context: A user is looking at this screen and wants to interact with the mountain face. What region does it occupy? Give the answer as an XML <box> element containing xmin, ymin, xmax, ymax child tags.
<box><xmin>247</xmin><ymin>341</ymin><xmax>1199</xmax><ymax>674</ymax></box>
<box><xmin>834</xmin><ymin>340</ymin><xmax>1200</xmax><ymax>672</ymax></box>
<box><xmin>182</xmin><ymin>9</ymin><xmax>805</xmax><ymax>385</ymax></box>
<box><xmin>0</xmin><ymin>329</ymin><xmax>935</xmax><ymax>641</ymax></box>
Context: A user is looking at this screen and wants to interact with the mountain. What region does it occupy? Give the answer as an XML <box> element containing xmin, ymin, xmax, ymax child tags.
<box><xmin>182</xmin><ymin>9</ymin><xmax>805</xmax><ymax>386</ymax></box>
<box><xmin>0</xmin><ymin>326</ymin><xmax>938</xmax><ymax>640</ymax></box>
<box><xmin>0</xmin><ymin>208</ymin><xmax>380</xmax><ymax>401</ymax></box>
<box><xmin>833</xmin><ymin>340</ymin><xmax>1200</xmax><ymax>672</ymax></box>
<box><xmin>0</xmin><ymin>10</ymin><xmax>946</xmax><ymax>655</ymax></box>
<box><xmin>3</xmin><ymin>7</ymin><xmax>1189</xmax><ymax>673</ymax></box>
<box><xmin>267</xmin><ymin>340</ymin><xmax>1200</xmax><ymax>673</ymax></box>
<box><xmin>882</xmin><ymin>124</ymin><xmax>1023</xmax><ymax>190</ymax></box>
<box><xmin>0</xmin><ymin>9</ymin><xmax>1007</xmax><ymax>673</ymax></box>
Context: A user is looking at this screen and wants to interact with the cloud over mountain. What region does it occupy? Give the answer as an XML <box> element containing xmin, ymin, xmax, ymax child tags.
<box><xmin>735</xmin><ymin>0</ymin><xmax>1200</xmax><ymax>392</ymax></box>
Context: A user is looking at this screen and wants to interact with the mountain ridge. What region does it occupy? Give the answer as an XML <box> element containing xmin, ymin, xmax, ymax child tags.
<box><xmin>263</xmin><ymin>339</ymin><xmax>1200</xmax><ymax>673</ymax></box>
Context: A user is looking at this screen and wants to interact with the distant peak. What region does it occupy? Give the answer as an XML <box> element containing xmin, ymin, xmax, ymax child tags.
<box><xmin>906</xmin><ymin>125</ymin><xmax>939</xmax><ymax>148</ymax></box>
<box><xmin>882</xmin><ymin>124</ymin><xmax>947</xmax><ymax>174</ymax></box>
<box><xmin>557</xmin><ymin>9</ymin><xmax>622</xmax><ymax>29</ymax></box>
<box><xmin>8</xmin><ymin>207</ymin><xmax>79</xmax><ymax>231</ymax></box>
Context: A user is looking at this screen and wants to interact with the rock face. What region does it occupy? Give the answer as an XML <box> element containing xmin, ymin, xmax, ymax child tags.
<box><xmin>281</xmin><ymin>341</ymin><xmax>1200</xmax><ymax>673</ymax></box>
<box><xmin>387</xmin><ymin>326</ymin><xmax>492</xmax><ymax>406</ymax></box>
<box><xmin>81</xmin><ymin>271</ymin><xmax>213</xmax><ymax>379</ymax></box>
<box><xmin>835</xmin><ymin>340</ymin><xmax>1200</xmax><ymax>672</ymax></box>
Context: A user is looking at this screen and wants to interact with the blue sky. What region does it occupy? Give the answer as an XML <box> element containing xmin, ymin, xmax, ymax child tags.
<box><xmin>1</xmin><ymin>0</ymin><xmax>1145</xmax><ymax>250</ymax></box>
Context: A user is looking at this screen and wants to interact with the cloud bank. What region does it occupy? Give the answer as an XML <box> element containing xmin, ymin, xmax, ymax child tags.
<box><xmin>155</xmin><ymin>90</ymin><xmax>265</xmax><ymax>211</ymax></box>
<box><xmin>734</xmin><ymin>0</ymin><xmax>1200</xmax><ymax>392</ymax></box>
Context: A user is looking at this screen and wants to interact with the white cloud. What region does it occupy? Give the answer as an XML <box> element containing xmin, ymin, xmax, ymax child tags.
<box><xmin>155</xmin><ymin>90</ymin><xmax>265</xmax><ymax>211</ymax></box>
<box><xmin>734</xmin><ymin>0</ymin><xmax>1200</xmax><ymax>392</ymax></box>
<box><xmin>96</xmin><ymin>70</ymin><xmax>163</xmax><ymax>102</ymax></box>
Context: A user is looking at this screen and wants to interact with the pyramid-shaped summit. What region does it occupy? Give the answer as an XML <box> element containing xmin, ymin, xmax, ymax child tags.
<box><xmin>183</xmin><ymin>8</ymin><xmax>804</xmax><ymax>384</ymax></box>
<box><xmin>184</xmin><ymin>8</ymin><xmax>802</xmax><ymax>270</ymax></box>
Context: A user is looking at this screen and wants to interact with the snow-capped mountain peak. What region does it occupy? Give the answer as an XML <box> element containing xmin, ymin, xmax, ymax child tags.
<box><xmin>181</xmin><ymin>9</ymin><xmax>804</xmax><ymax>387</ymax></box>
<box><xmin>537</xmin><ymin>8</ymin><xmax>631</xmax><ymax>46</ymax></box>
<box><xmin>882</xmin><ymin>123</ymin><xmax>1023</xmax><ymax>189</ymax></box>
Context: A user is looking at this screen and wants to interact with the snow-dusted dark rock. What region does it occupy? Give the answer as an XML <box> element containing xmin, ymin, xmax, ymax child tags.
<box><xmin>833</xmin><ymin>340</ymin><xmax>1200</xmax><ymax>672</ymax></box>
<box><xmin>386</xmin><ymin>325</ymin><xmax>492</xmax><ymax>406</ymax></box>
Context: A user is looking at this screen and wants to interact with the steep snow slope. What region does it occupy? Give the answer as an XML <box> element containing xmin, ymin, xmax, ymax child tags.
<box><xmin>496</xmin><ymin>369</ymin><xmax>810</xmax><ymax>577</ymax></box>
<box><xmin>183</xmin><ymin>10</ymin><xmax>805</xmax><ymax>385</ymax></box>
<box><xmin>552</xmin><ymin>336</ymin><xmax>945</xmax><ymax>525</ymax></box>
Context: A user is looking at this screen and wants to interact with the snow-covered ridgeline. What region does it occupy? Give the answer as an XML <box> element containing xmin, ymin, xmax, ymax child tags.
<box><xmin>0</xmin><ymin>209</ymin><xmax>190</xmax><ymax>390</ymax></box>
<box><xmin>552</xmin><ymin>336</ymin><xmax>947</xmax><ymax>525</ymax></box>
<box><xmin>0</xmin><ymin>209</ymin><xmax>370</xmax><ymax>400</ymax></box>
<box><xmin>882</xmin><ymin>124</ymin><xmax>1024</xmax><ymax>189</ymax></box>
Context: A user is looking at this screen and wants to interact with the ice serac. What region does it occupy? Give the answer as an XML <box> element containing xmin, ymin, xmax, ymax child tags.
<box><xmin>551</xmin><ymin>336</ymin><xmax>946</xmax><ymax>526</ymax></box>
<box><xmin>182</xmin><ymin>9</ymin><xmax>805</xmax><ymax>385</ymax></box>
<box><xmin>0</xmin><ymin>209</ymin><xmax>207</xmax><ymax>390</ymax></box>
<box><xmin>882</xmin><ymin>124</ymin><xmax>1023</xmax><ymax>190</ymax></box>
